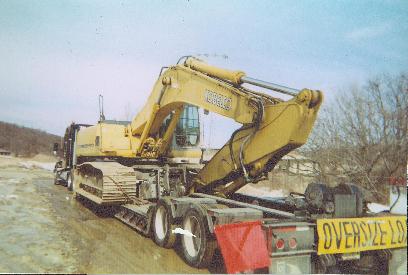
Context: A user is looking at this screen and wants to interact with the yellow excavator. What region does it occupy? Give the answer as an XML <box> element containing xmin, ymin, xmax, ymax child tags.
<box><xmin>54</xmin><ymin>57</ymin><xmax>406</xmax><ymax>274</ymax></box>
<box><xmin>70</xmin><ymin>56</ymin><xmax>322</xmax><ymax>198</ymax></box>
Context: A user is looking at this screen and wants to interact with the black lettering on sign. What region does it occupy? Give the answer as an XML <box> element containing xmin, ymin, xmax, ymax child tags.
<box><xmin>389</xmin><ymin>220</ymin><xmax>398</xmax><ymax>245</ymax></box>
<box><xmin>399</xmin><ymin>219</ymin><xmax>407</xmax><ymax>244</ymax></box>
<box><xmin>351</xmin><ymin>221</ymin><xmax>360</xmax><ymax>248</ymax></box>
<box><xmin>359</xmin><ymin>222</ymin><xmax>368</xmax><ymax>247</ymax></box>
<box><xmin>323</xmin><ymin>223</ymin><xmax>332</xmax><ymax>249</ymax></box>
<box><xmin>331</xmin><ymin>222</ymin><xmax>342</xmax><ymax>249</ymax></box>
<box><xmin>396</xmin><ymin>220</ymin><xmax>405</xmax><ymax>244</ymax></box>
<box><xmin>371</xmin><ymin>222</ymin><xmax>379</xmax><ymax>246</ymax></box>
<box><xmin>378</xmin><ymin>222</ymin><xmax>387</xmax><ymax>246</ymax></box>
<box><xmin>367</xmin><ymin>222</ymin><xmax>373</xmax><ymax>246</ymax></box>
<box><xmin>373</xmin><ymin>222</ymin><xmax>380</xmax><ymax>246</ymax></box>
<box><xmin>343</xmin><ymin>222</ymin><xmax>353</xmax><ymax>249</ymax></box>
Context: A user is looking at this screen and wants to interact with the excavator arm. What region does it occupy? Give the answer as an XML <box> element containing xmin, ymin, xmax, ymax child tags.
<box><xmin>130</xmin><ymin>57</ymin><xmax>323</xmax><ymax>196</ymax></box>
<box><xmin>130</xmin><ymin>60</ymin><xmax>259</xmax><ymax>146</ymax></box>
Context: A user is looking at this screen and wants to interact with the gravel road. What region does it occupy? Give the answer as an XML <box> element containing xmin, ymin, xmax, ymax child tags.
<box><xmin>0</xmin><ymin>158</ymin><xmax>216</xmax><ymax>273</ymax></box>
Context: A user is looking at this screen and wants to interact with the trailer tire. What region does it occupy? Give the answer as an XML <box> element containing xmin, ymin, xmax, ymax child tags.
<box><xmin>152</xmin><ymin>200</ymin><xmax>177</xmax><ymax>248</ymax></box>
<box><xmin>67</xmin><ymin>171</ymin><xmax>74</xmax><ymax>191</ymax></box>
<box><xmin>181</xmin><ymin>208</ymin><xmax>216</xmax><ymax>268</ymax></box>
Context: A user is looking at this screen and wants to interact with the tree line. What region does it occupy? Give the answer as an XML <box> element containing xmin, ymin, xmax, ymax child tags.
<box><xmin>303</xmin><ymin>73</ymin><xmax>408</xmax><ymax>203</ymax></box>
<box><xmin>0</xmin><ymin>121</ymin><xmax>61</xmax><ymax>157</ymax></box>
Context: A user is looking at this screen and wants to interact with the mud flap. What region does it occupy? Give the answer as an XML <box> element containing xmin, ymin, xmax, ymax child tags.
<box><xmin>214</xmin><ymin>220</ymin><xmax>270</xmax><ymax>274</ymax></box>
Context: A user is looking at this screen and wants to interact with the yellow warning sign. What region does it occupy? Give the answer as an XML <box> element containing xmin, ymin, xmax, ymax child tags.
<box><xmin>317</xmin><ymin>216</ymin><xmax>407</xmax><ymax>255</ymax></box>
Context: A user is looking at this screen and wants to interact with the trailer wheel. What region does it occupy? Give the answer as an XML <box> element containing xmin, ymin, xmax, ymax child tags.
<box><xmin>67</xmin><ymin>171</ymin><xmax>74</xmax><ymax>191</ymax></box>
<box><xmin>181</xmin><ymin>208</ymin><xmax>216</xmax><ymax>268</ymax></box>
<box><xmin>152</xmin><ymin>200</ymin><xmax>177</xmax><ymax>248</ymax></box>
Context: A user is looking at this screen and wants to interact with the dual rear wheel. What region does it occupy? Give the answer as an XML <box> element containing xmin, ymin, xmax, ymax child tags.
<box><xmin>152</xmin><ymin>201</ymin><xmax>176</xmax><ymax>248</ymax></box>
<box><xmin>181</xmin><ymin>208</ymin><xmax>217</xmax><ymax>268</ymax></box>
<box><xmin>152</xmin><ymin>201</ymin><xmax>216</xmax><ymax>268</ymax></box>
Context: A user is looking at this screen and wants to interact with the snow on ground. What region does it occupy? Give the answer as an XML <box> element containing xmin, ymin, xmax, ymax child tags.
<box><xmin>237</xmin><ymin>184</ymin><xmax>286</xmax><ymax>198</ymax></box>
<box><xmin>0</xmin><ymin>194</ymin><xmax>19</xmax><ymax>200</ymax></box>
<box><xmin>0</xmin><ymin>155</ymin><xmax>56</xmax><ymax>171</ymax></box>
<box><xmin>19</xmin><ymin>161</ymin><xmax>55</xmax><ymax>171</ymax></box>
<box><xmin>367</xmin><ymin>202</ymin><xmax>389</xmax><ymax>213</ymax></box>
<box><xmin>389</xmin><ymin>189</ymin><xmax>407</xmax><ymax>215</ymax></box>
<box><xmin>368</xmin><ymin>190</ymin><xmax>407</xmax><ymax>215</ymax></box>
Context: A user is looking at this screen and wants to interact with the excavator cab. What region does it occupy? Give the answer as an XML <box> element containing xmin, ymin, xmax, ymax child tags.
<box><xmin>174</xmin><ymin>105</ymin><xmax>200</xmax><ymax>148</ymax></box>
<box><xmin>159</xmin><ymin>105</ymin><xmax>202</xmax><ymax>161</ymax></box>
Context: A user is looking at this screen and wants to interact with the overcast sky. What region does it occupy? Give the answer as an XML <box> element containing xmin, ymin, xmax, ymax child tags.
<box><xmin>0</xmin><ymin>0</ymin><xmax>407</xmax><ymax>147</ymax></box>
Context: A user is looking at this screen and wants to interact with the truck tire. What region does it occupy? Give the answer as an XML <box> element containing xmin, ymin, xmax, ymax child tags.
<box><xmin>67</xmin><ymin>171</ymin><xmax>74</xmax><ymax>191</ymax></box>
<box><xmin>181</xmin><ymin>208</ymin><xmax>216</xmax><ymax>268</ymax></box>
<box><xmin>53</xmin><ymin>162</ymin><xmax>62</xmax><ymax>185</ymax></box>
<box><xmin>53</xmin><ymin>172</ymin><xmax>60</xmax><ymax>185</ymax></box>
<box><xmin>152</xmin><ymin>200</ymin><xmax>177</xmax><ymax>248</ymax></box>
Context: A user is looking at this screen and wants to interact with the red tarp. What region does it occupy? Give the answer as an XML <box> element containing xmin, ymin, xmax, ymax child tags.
<box><xmin>214</xmin><ymin>220</ymin><xmax>270</xmax><ymax>274</ymax></box>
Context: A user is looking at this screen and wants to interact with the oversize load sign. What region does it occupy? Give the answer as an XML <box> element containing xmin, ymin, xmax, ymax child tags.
<box><xmin>317</xmin><ymin>216</ymin><xmax>407</xmax><ymax>255</ymax></box>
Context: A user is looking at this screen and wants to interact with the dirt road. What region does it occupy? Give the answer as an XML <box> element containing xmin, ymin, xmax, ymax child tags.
<box><xmin>0</xmin><ymin>157</ymin><xmax>214</xmax><ymax>273</ymax></box>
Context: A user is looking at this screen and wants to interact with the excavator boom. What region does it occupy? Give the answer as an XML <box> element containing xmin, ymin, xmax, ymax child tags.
<box><xmin>129</xmin><ymin>57</ymin><xmax>323</xmax><ymax>196</ymax></box>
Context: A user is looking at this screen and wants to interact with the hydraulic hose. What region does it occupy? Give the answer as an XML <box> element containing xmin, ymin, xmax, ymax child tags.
<box><xmin>228</xmin><ymin>97</ymin><xmax>264</xmax><ymax>181</ymax></box>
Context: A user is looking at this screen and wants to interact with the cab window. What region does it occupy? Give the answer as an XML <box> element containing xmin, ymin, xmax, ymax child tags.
<box><xmin>175</xmin><ymin>105</ymin><xmax>200</xmax><ymax>147</ymax></box>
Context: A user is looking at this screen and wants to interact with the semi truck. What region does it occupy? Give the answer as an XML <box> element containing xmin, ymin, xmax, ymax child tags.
<box><xmin>53</xmin><ymin>57</ymin><xmax>407</xmax><ymax>274</ymax></box>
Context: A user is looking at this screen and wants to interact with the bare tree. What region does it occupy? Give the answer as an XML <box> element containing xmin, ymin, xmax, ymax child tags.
<box><xmin>303</xmin><ymin>74</ymin><xmax>408</xmax><ymax>203</ymax></box>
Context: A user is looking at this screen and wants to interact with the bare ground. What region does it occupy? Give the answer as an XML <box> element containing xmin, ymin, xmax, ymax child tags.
<box><xmin>0</xmin><ymin>156</ymin><xmax>212</xmax><ymax>273</ymax></box>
